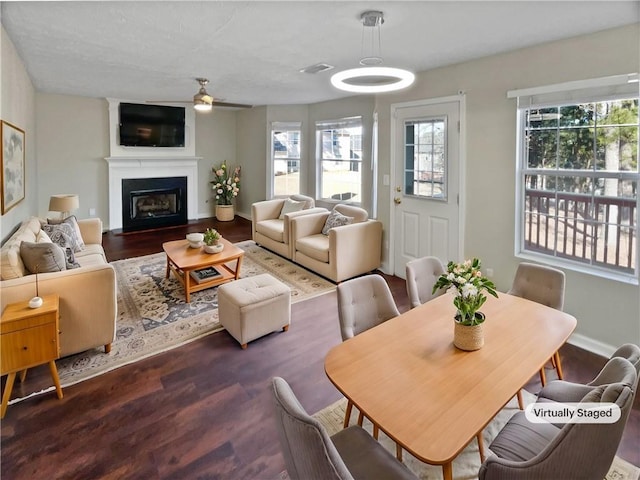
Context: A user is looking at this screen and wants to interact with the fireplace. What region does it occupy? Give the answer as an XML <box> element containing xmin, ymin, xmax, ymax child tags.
<box><xmin>122</xmin><ymin>177</ymin><xmax>187</xmax><ymax>232</ymax></box>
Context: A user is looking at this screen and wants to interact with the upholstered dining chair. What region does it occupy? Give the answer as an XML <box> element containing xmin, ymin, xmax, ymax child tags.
<box><xmin>478</xmin><ymin>359</ymin><xmax>638</xmax><ymax>480</ymax></box>
<box><xmin>537</xmin><ymin>344</ymin><xmax>640</xmax><ymax>403</ymax></box>
<box><xmin>405</xmin><ymin>256</ymin><xmax>446</xmax><ymax>308</ymax></box>
<box><xmin>508</xmin><ymin>262</ymin><xmax>566</xmax><ymax>387</ymax></box>
<box><xmin>336</xmin><ymin>274</ymin><xmax>401</xmax><ymax>455</ymax></box>
<box><xmin>270</xmin><ymin>377</ymin><xmax>418</xmax><ymax>480</ymax></box>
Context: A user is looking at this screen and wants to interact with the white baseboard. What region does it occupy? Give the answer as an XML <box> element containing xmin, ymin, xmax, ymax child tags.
<box><xmin>567</xmin><ymin>333</ymin><xmax>616</xmax><ymax>359</ymax></box>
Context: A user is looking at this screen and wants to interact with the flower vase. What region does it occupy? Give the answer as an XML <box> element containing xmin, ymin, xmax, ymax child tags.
<box><xmin>216</xmin><ymin>205</ymin><xmax>234</xmax><ymax>222</ymax></box>
<box><xmin>453</xmin><ymin>312</ymin><xmax>485</xmax><ymax>351</ymax></box>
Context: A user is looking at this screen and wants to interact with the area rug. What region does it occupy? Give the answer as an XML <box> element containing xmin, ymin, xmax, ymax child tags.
<box><xmin>10</xmin><ymin>241</ymin><xmax>335</xmax><ymax>404</ymax></box>
<box><xmin>311</xmin><ymin>390</ymin><xmax>640</xmax><ymax>480</ymax></box>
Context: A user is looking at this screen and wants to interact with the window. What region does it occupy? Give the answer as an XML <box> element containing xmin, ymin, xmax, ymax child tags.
<box><xmin>404</xmin><ymin>118</ymin><xmax>447</xmax><ymax>200</ymax></box>
<box><xmin>271</xmin><ymin>122</ymin><xmax>301</xmax><ymax>196</ymax></box>
<box><xmin>511</xmin><ymin>75</ymin><xmax>639</xmax><ymax>279</ymax></box>
<box><xmin>316</xmin><ymin>117</ymin><xmax>363</xmax><ymax>203</ymax></box>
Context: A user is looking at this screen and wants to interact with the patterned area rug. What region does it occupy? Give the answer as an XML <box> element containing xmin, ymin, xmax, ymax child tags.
<box><xmin>10</xmin><ymin>241</ymin><xmax>335</xmax><ymax>403</ymax></box>
<box><xmin>310</xmin><ymin>390</ymin><xmax>640</xmax><ymax>480</ymax></box>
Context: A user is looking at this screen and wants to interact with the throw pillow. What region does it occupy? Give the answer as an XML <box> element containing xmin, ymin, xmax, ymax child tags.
<box><xmin>42</xmin><ymin>222</ymin><xmax>82</xmax><ymax>253</ymax></box>
<box><xmin>47</xmin><ymin>215</ymin><xmax>85</xmax><ymax>249</ymax></box>
<box><xmin>279</xmin><ymin>198</ymin><xmax>305</xmax><ymax>219</ymax></box>
<box><xmin>36</xmin><ymin>230</ymin><xmax>52</xmax><ymax>243</ymax></box>
<box><xmin>20</xmin><ymin>241</ymin><xmax>67</xmax><ymax>273</ymax></box>
<box><xmin>321</xmin><ymin>209</ymin><xmax>354</xmax><ymax>235</ymax></box>
<box><xmin>63</xmin><ymin>247</ymin><xmax>81</xmax><ymax>270</ymax></box>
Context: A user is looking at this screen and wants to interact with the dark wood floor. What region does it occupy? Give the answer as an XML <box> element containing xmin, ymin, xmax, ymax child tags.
<box><xmin>1</xmin><ymin>216</ymin><xmax>638</xmax><ymax>479</ymax></box>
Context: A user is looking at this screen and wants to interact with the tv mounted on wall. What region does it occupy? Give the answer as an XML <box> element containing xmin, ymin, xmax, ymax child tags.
<box><xmin>118</xmin><ymin>103</ymin><xmax>185</xmax><ymax>147</ymax></box>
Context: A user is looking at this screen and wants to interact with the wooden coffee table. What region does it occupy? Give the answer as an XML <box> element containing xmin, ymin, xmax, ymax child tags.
<box><xmin>163</xmin><ymin>238</ymin><xmax>244</xmax><ymax>302</ymax></box>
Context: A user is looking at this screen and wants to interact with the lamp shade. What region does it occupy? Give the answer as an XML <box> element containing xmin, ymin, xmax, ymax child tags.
<box><xmin>49</xmin><ymin>194</ymin><xmax>79</xmax><ymax>214</ymax></box>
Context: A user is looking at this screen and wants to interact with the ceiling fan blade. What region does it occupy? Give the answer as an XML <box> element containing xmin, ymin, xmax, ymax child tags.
<box><xmin>146</xmin><ymin>100</ymin><xmax>252</xmax><ymax>109</ymax></box>
<box><xmin>211</xmin><ymin>100</ymin><xmax>253</xmax><ymax>108</ymax></box>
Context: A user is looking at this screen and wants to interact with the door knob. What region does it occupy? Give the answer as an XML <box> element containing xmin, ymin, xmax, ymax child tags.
<box><xmin>394</xmin><ymin>197</ymin><xmax>402</xmax><ymax>205</ymax></box>
<box><xmin>396</xmin><ymin>186</ymin><xmax>402</xmax><ymax>192</ymax></box>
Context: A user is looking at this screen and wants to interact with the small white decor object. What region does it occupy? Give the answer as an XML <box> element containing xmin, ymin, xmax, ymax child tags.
<box><xmin>29</xmin><ymin>296</ymin><xmax>43</xmax><ymax>309</ymax></box>
<box><xmin>186</xmin><ymin>232</ymin><xmax>204</xmax><ymax>248</ymax></box>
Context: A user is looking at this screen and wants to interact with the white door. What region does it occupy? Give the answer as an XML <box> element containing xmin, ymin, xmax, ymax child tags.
<box><xmin>392</xmin><ymin>100</ymin><xmax>461</xmax><ymax>278</ymax></box>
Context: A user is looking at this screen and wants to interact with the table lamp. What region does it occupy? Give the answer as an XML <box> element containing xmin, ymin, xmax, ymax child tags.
<box><xmin>49</xmin><ymin>194</ymin><xmax>79</xmax><ymax>219</ymax></box>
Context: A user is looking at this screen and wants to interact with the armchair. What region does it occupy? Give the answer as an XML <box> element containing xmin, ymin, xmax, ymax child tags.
<box><xmin>290</xmin><ymin>205</ymin><xmax>382</xmax><ymax>283</ymax></box>
<box><xmin>252</xmin><ymin>195</ymin><xmax>326</xmax><ymax>259</ymax></box>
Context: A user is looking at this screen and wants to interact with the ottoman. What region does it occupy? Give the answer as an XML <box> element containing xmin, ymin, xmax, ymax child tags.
<box><xmin>218</xmin><ymin>273</ymin><xmax>291</xmax><ymax>349</ymax></box>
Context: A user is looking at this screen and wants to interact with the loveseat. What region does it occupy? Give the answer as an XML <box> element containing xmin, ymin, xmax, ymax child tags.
<box><xmin>0</xmin><ymin>217</ymin><xmax>116</xmax><ymax>357</ymax></box>
<box><xmin>252</xmin><ymin>195</ymin><xmax>327</xmax><ymax>260</ymax></box>
<box><xmin>290</xmin><ymin>204</ymin><xmax>382</xmax><ymax>283</ymax></box>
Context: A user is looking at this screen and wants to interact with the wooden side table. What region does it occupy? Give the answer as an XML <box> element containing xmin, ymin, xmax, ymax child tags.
<box><xmin>1</xmin><ymin>294</ymin><xmax>63</xmax><ymax>418</ymax></box>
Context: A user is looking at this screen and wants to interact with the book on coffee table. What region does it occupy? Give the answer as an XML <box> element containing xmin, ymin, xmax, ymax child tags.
<box><xmin>189</xmin><ymin>266</ymin><xmax>222</xmax><ymax>284</ymax></box>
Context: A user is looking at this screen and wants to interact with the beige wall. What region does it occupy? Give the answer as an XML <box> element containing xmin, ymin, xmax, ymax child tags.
<box><xmin>236</xmin><ymin>106</ymin><xmax>267</xmax><ymax>218</ymax></box>
<box><xmin>195</xmin><ymin>108</ymin><xmax>237</xmax><ymax>218</ymax></box>
<box><xmin>36</xmin><ymin>95</ymin><xmax>110</xmax><ymax>221</ymax></box>
<box><xmin>1</xmin><ymin>27</ymin><xmax>36</xmax><ymax>239</ymax></box>
<box><xmin>374</xmin><ymin>24</ymin><xmax>640</xmax><ymax>351</ymax></box>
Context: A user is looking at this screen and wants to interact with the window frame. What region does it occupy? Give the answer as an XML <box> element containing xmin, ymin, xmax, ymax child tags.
<box><xmin>315</xmin><ymin>116</ymin><xmax>364</xmax><ymax>205</ymax></box>
<box><xmin>269</xmin><ymin>121</ymin><xmax>302</xmax><ymax>198</ymax></box>
<box><xmin>512</xmin><ymin>77</ymin><xmax>639</xmax><ymax>284</ymax></box>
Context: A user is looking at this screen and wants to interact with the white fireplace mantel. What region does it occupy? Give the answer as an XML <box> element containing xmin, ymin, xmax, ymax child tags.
<box><xmin>105</xmin><ymin>156</ymin><xmax>201</xmax><ymax>230</ymax></box>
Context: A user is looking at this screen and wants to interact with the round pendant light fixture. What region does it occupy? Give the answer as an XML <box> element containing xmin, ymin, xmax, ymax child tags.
<box><xmin>330</xmin><ymin>11</ymin><xmax>415</xmax><ymax>94</ymax></box>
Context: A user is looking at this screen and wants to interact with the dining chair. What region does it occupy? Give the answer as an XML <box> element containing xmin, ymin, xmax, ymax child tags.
<box><xmin>336</xmin><ymin>274</ymin><xmax>401</xmax><ymax>454</ymax></box>
<box><xmin>478</xmin><ymin>359</ymin><xmax>638</xmax><ymax>480</ymax></box>
<box><xmin>508</xmin><ymin>262</ymin><xmax>566</xmax><ymax>387</ymax></box>
<box><xmin>270</xmin><ymin>376</ymin><xmax>419</xmax><ymax>480</ymax></box>
<box><xmin>537</xmin><ymin>344</ymin><xmax>640</xmax><ymax>403</ymax></box>
<box><xmin>405</xmin><ymin>256</ymin><xmax>446</xmax><ymax>308</ymax></box>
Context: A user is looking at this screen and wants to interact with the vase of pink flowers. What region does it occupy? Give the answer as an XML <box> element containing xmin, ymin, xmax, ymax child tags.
<box><xmin>211</xmin><ymin>160</ymin><xmax>241</xmax><ymax>221</ymax></box>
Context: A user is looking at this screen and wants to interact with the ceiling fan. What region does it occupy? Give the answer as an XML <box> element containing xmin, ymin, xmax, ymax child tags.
<box><xmin>150</xmin><ymin>78</ymin><xmax>252</xmax><ymax>111</ymax></box>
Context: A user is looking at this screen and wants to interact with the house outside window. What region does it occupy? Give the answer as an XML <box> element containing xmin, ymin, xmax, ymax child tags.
<box><xmin>316</xmin><ymin>117</ymin><xmax>363</xmax><ymax>203</ymax></box>
<box><xmin>271</xmin><ymin>122</ymin><xmax>301</xmax><ymax>197</ymax></box>
<box><xmin>512</xmin><ymin>76</ymin><xmax>639</xmax><ymax>281</ymax></box>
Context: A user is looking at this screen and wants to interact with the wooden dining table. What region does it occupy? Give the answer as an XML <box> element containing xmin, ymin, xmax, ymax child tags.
<box><xmin>324</xmin><ymin>292</ymin><xmax>577</xmax><ymax>480</ymax></box>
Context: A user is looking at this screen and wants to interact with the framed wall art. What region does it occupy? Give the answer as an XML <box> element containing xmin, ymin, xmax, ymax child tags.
<box><xmin>1</xmin><ymin>120</ymin><xmax>25</xmax><ymax>214</ymax></box>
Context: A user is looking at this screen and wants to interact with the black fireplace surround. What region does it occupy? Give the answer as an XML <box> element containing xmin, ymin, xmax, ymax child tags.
<box><xmin>122</xmin><ymin>176</ymin><xmax>187</xmax><ymax>232</ymax></box>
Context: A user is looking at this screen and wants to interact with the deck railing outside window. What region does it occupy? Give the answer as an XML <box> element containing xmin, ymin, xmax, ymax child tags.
<box><xmin>524</xmin><ymin>188</ymin><xmax>636</xmax><ymax>273</ymax></box>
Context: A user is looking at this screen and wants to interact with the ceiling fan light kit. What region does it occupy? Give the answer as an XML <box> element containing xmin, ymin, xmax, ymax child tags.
<box><xmin>193</xmin><ymin>78</ymin><xmax>214</xmax><ymax>112</ymax></box>
<box><xmin>331</xmin><ymin>10</ymin><xmax>415</xmax><ymax>94</ymax></box>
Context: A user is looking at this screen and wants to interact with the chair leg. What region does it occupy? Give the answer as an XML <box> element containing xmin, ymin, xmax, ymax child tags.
<box><xmin>477</xmin><ymin>432</ymin><xmax>485</xmax><ymax>462</ymax></box>
<box><xmin>554</xmin><ymin>350</ymin><xmax>564</xmax><ymax>380</ymax></box>
<box><xmin>344</xmin><ymin>400</ymin><xmax>353</xmax><ymax>429</ymax></box>
<box><xmin>539</xmin><ymin>366</ymin><xmax>547</xmax><ymax>386</ymax></box>
<box><xmin>516</xmin><ymin>390</ymin><xmax>524</xmax><ymax>410</ymax></box>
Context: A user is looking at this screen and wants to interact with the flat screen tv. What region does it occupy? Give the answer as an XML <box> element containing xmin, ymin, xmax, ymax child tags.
<box><xmin>118</xmin><ymin>103</ymin><xmax>185</xmax><ymax>147</ymax></box>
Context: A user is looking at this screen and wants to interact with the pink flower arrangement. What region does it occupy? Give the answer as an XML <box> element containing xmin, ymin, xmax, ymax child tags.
<box><xmin>210</xmin><ymin>160</ymin><xmax>241</xmax><ymax>206</ymax></box>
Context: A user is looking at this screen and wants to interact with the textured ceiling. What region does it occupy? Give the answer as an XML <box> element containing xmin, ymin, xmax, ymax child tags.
<box><xmin>2</xmin><ymin>1</ymin><xmax>638</xmax><ymax>107</ymax></box>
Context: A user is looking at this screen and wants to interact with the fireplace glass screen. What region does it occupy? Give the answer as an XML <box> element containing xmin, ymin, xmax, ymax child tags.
<box><xmin>131</xmin><ymin>191</ymin><xmax>178</xmax><ymax>219</ymax></box>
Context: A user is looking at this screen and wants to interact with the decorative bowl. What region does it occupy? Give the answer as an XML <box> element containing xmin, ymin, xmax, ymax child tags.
<box><xmin>204</xmin><ymin>244</ymin><xmax>224</xmax><ymax>254</ymax></box>
<box><xmin>188</xmin><ymin>241</ymin><xmax>203</xmax><ymax>249</ymax></box>
<box><xmin>186</xmin><ymin>232</ymin><xmax>204</xmax><ymax>243</ymax></box>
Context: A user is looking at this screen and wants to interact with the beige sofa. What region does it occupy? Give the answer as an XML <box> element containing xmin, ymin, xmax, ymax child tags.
<box><xmin>252</xmin><ymin>195</ymin><xmax>327</xmax><ymax>260</ymax></box>
<box><xmin>290</xmin><ymin>205</ymin><xmax>383</xmax><ymax>283</ymax></box>
<box><xmin>0</xmin><ymin>217</ymin><xmax>116</xmax><ymax>357</ymax></box>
